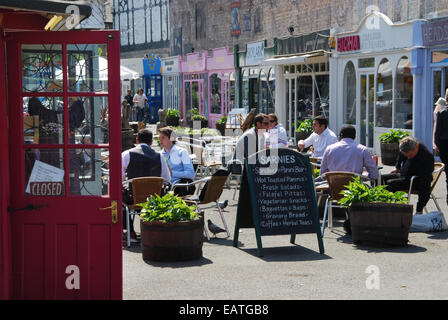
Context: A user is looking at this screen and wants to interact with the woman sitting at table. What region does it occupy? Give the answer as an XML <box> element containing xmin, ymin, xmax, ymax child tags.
<box><xmin>265</xmin><ymin>113</ymin><xmax>288</xmax><ymax>149</ymax></box>
<box><xmin>158</xmin><ymin>126</ymin><xmax>196</xmax><ymax>196</ymax></box>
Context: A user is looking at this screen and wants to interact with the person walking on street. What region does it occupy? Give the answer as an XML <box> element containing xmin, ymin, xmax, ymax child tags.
<box><xmin>133</xmin><ymin>88</ymin><xmax>148</xmax><ymax>122</ymax></box>
<box><xmin>435</xmin><ymin>106</ymin><xmax>448</xmax><ymax>204</ymax></box>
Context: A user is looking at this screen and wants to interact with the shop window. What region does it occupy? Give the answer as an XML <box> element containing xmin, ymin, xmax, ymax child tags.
<box><xmin>297</xmin><ymin>75</ymin><xmax>313</xmax><ymax>118</ymax></box>
<box><xmin>210</xmin><ymin>73</ymin><xmax>222</xmax><ymax>114</ymax></box>
<box><xmin>376</xmin><ymin>58</ymin><xmax>393</xmax><ymax>128</ymax></box>
<box><xmin>290</xmin><ymin>65</ymin><xmax>295</xmax><ymax>73</ymax></box>
<box><xmin>315</xmin><ymin>75</ymin><xmax>329</xmax><ymax>119</ymax></box>
<box><xmin>432</xmin><ymin>50</ymin><xmax>448</xmax><ymax>63</ymax></box>
<box><xmin>358</xmin><ymin>58</ymin><xmax>375</xmax><ymax>68</ymax></box>
<box><xmin>343</xmin><ymin>61</ymin><xmax>356</xmax><ymax>125</ymax></box>
<box><xmin>297</xmin><ymin>64</ymin><xmax>302</xmax><ymax>73</ymax></box>
<box><xmin>260</xmin><ymin>70</ymin><xmax>268</xmax><ymax>113</ymax></box>
<box><xmin>229</xmin><ymin>72</ymin><xmax>236</xmax><ymax>110</ymax></box>
<box><xmin>284</xmin><ymin>65</ymin><xmax>289</xmax><ymax>74</ymax></box>
<box><xmin>268</xmin><ymin>68</ymin><xmax>276</xmax><ymax>113</ymax></box>
<box><xmin>320</xmin><ymin>63</ymin><xmax>326</xmax><ymax>72</ymax></box>
<box><xmin>394</xmin><ymin>56</ymin><xmax>413</xmax><ymax>129</ymax></box>
<box><xmin>242</xmin><ymin>69</ymin><xmax>250</xmax><ymax>110</ymax></box>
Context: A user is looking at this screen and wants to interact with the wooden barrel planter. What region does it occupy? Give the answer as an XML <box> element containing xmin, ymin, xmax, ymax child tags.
<box><xmin>380</xmin><ymin>142</ymin><xmax>399</xmax><ymax>166</ymax></box>
<box><xmin>349</xmin><ymin>202</ymin><xmax>413</xmax><ymax>247</ymax></box>
<box><xmin>140</xmin><ymin>217</ymin><xmax>204</xmax><ymax>262</ymax></box>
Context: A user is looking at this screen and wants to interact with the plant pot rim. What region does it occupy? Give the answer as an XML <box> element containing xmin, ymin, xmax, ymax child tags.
<box><xmin>141</xmin><ymin>218</ymin><xmax>202</xmax><ymax>227</ymax></box>
<box><xmin>349</xmin><ymin>202</ymin><xmax>413</xmax><ymax>209</ymax></box>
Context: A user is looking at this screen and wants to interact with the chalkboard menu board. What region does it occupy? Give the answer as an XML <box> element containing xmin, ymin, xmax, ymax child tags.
<box><xmin>233</xmin><ymin>148</ymin><xmax>324</xmax><ymax>256</ymax></box>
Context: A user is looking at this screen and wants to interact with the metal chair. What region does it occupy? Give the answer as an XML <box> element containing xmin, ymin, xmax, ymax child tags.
<box><xmin>172</xmin><ymin>172</ymin><xmax>230</xmax><ymax>240</ymax></box>
<box><xmin>122</xmin><ymin>177</ymin><xmax>165</xmax><ymax>247</ymax></box>
<box><xmin>320</xmin><ymin>171</ymin><xmax>367</xmax><ymax>235</ymax></box>
<box><xmin>408</xmin><ymin>162</ymin><xmax>445</xmax><ymax>213</ymax></box>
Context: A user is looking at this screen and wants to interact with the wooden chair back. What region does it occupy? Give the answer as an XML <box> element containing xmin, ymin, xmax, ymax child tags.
<box><xmin>131</xmin><ymin>177</ymin><xmax>164</xmax><ymax>207</ymax></box>
<box><xmin>200</xmin><ymin>175</ymin><xmax>228</xmax><ymax>204</ymax></box>
<box><xmin>325</xmin><ymin>171</ymin><xmax>357</xmax><ymax>202</ymax></box>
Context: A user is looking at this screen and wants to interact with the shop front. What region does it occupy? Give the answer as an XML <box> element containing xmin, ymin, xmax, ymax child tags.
<box><xmin>419</xmin><ymin>17</ymin><xmax>448</xmax><ymax>149</ymax></box>
<box><xmin>180</xmin><ymin>48</ymin><xmax>234</xmax><ymax>128</ymax></box>
<box><xmin>143</xmin><ymin>55</ymin><xmax>163</xmax><ymax>123</ymax></box>
<box><xmin>331</xmin><ymin>12</ymin><xmax>423</xmax><ymax>154</ymax></box>
<box><xmin>273</xmin><ymin>31</ymin><xmax>331</xmax><ymax>142</ymax></box>
<box><xmin>180</xmin><ymin>51</ymin><xmax>206</xmax><ymax>125</ymax></box>
<box><xmin>235</xmin><ymin>40</ymin><xmax>276</xmax><ymax>116</ymax></box>
<box><xmin>161</xmin><ymin>56</ymin><xmax>182</xmax><ymax>112</ymax></box>
<box><xmin>206</xmin><ymin>47</ymin><xmax>235</xmax><ymax>128</ymax></box>
<box><xmin>0</xmin><ymin>2</ymin><xmax>123</xmax><ymax>299</ymax></box>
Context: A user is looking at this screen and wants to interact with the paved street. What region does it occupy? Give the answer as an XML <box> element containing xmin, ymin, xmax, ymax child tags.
<box><xmin>123</xmin><ymin>157</ymin><xmax>448</xmax><ymax>300</ymax></box>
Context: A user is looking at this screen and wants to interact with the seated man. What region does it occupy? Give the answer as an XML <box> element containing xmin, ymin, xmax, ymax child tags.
<box><xmin>297</xmin><ymin>115</ymin><xmax>338</xmax><ymax>158</ymax></box>
<box><xmin>320</xmin><ymin>125</ymin><xmax>379</xmax><ymax>181</ymax></box>
<box><xmin>158</xmin><ymin>126</ymin><xmax>196</xmax><ymax>196</ymax></box>
<box><xmin>382</xmin><ymin>136</ymin><xmax>434</xmax><ymax>214</ymax></box>
<box><xmin>122</xmin><ymin>129</ymin><xmax>171</xmax><ymax>240</ymax></box>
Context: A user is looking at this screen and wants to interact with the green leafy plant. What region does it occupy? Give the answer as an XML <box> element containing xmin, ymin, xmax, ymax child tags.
<box><xmin>139</xmin><ymin>192</ymin><xmax>199</xmax><ymax>223</ymax></box>
<box><xmin>192</xmin><ymin>107</ymin><xmax>200</xmax><ymax>116</ymax></box>
<box><xmin>296</xmin><ymin>119</ymin><xmax>313</xmax><ymax>133</ymax></box>
<box><xmin>166</xmin><ymin>108</ymin><xmax>180</xmax><ymax>118</ymax></box>
<box><xmin>338</xmin><ymin>176</ymin><xmax>408</xmax><ymax>208</ymax></box>
<box><xmin>192</xmin><ymin>114</ymin><xmax>207</xmax><ymax>121</ymax></box>
<box><xmin>217</xmin><ymin>116</ymin><xmax>227</xmax><ymax>125</ymax></box>
<box><xmin>378</xmin><ymin>129</ymin><xmax>410</xmax><ymax>144</ymax></box>
<box><xmin>313</xmin><ymin>168</ymin><xmax>320</xmax><ymax>179</ymax></box>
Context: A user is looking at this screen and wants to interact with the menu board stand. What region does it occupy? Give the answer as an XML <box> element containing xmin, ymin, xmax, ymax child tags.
<box><xmin>233</xmin><ymin>149</ymin><xmax>324</xmax><ymax>257</ymax></box>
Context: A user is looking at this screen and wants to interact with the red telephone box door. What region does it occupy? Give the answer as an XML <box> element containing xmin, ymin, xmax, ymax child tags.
<box><xmin>7</xmin><ymin>31</ymin><xmax>122</xmax><ymax>299</ymax></box>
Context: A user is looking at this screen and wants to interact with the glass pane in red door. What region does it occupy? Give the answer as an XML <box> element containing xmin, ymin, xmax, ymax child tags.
<box><xmin>24</xmin><ymin>148</ymin><xmax>65</xmax><ymax>196</ymax></box>
<box><xmin>68</xmin><ymin>96</ymin><xmax>109</xmax><ymax>145</ymax></box>
<box><xmin>23</xmin><ymin>96</ymin><xmax>64</xmax><ymax>144</ymax></box>
<box><xmin>69</xmin><ymin>148</ymin><xmax>109</xmax><ymax>196</ymax></box>
<box><xmin>22</xmin><ymin>44</ymin><xmax>63</xmax><ymax>93</ymax></box>
<box><xmin>67</xmin><ymin>44</ymin><xmax>108</xmax><ymax>93</ymax></box>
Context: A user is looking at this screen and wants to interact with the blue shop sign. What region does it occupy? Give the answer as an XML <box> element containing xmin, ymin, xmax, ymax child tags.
<box><xmin>143</xmin><ymin>55</ymin><xmax>162</xmax><ymax>75</ymax></box>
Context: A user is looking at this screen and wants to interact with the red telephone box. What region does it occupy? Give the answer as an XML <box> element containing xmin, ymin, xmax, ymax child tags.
<box><xmin>0</xmin><ymin>7</ymin><xmax>122</xmax><ymax>300</ymax></box>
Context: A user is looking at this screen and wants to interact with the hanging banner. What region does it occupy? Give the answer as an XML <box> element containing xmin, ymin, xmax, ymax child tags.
<box><xmin>231</xmin><ymin>1</ymin><xmax>241</xmax><ymax>36</ymax></box>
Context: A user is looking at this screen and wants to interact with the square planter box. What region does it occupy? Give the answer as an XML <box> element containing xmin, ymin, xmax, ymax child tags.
<box><xmin>349</xmin><ymin>202</ymin><xmax>413</xmax><ymax>247</ymax></box>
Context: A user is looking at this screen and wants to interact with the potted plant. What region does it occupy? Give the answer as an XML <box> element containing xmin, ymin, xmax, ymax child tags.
<box><xmin>295</xmin><ymin>119</ymin><xmax>313</xmax><ymax>142</ymax></box>
<box><xmin>191</xmin><ymin>114</ymin><xmax>209</xmax><ymax>129</ymax></box>
<box><xmin>166</xmin><ymin>108</ymin><xmax>180</xmax><ymax>127</ymax></box>
<box><xmin>378</xmin><ymin>129</ymin><xmax>410</xmax><ymax>166</ymax></box>
<box><xmin>215</xmin><ymin>116</ymin><xmax>227</xmax><ymax>135</ymax></box>
<box><xmin>338</xmin><ymin>177</ymin><xmax>413</xmax><ymax>247</ymax></box>
<box><xmin>138</xmin><ymin>192</ymin><xmax>204</xmax><ymax>262</ymax></box>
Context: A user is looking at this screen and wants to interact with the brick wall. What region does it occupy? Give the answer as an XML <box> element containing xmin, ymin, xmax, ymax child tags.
<box><xmin>168</xmin><ymin>0</ymin><xmax>448</xmax><ymax>55</ymax></box>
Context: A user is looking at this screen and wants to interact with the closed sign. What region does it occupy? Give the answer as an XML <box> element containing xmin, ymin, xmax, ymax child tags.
<box><xmin>30</xmin><ymin>182</ymin><xmax>64</xmax><ymax>196</ymax></box>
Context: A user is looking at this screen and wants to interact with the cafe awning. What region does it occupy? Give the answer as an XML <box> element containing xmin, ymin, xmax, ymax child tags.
<box><xmin>99</xmin><ymin>57</ymin><xmax>140</xmax><ymax>81</ymax></box>
<box><xmin>261</xmin><ymin>50</ymin><xmax>329</xmax><ymax>66</ymax></box>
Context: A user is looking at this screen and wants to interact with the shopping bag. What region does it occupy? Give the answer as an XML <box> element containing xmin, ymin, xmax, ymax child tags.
<box><xmin>410</xmin><ymin>211</ymin><xmax>448</xmax><ymax>232</ymax></box>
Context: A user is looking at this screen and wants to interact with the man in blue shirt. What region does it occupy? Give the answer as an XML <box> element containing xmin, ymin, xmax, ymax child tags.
<box><xmin>158</xmin><ymin>127</ymin><xmax>196</xmax><ymax>196</ymax></box>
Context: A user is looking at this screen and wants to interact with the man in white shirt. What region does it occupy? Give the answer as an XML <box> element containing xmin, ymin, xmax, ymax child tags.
<box><xmin>297</xmin><ymin>115</ymin><xmax>338</xmax><ymax>158</ymax></box>
<box><xmin>133</xmin><ymin>88</ymin><xmax>148</xmax><ymax>122</ymax></box>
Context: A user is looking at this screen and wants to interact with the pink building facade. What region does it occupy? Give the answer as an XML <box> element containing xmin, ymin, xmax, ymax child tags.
<box><xmin>180</xmin><ymin>47</ymin><xmax>235</xmax><ymax>128</ymax></box>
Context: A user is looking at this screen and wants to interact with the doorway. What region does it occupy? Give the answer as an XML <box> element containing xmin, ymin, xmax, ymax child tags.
<box><xmin>8</xmin><ymin>31</ymin><xmax>122</xmax><ymax>299</ymax></box>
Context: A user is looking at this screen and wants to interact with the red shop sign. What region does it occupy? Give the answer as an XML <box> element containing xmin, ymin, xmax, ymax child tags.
<box><xmin>337</xmin><ymin>35</ymin><xmax>360</xmax><ymax>52</ymax></box>
<box><xmin>30</xmin><ymin>182</ymin><xmax>64</xmax><ymax>196</ymax></box>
